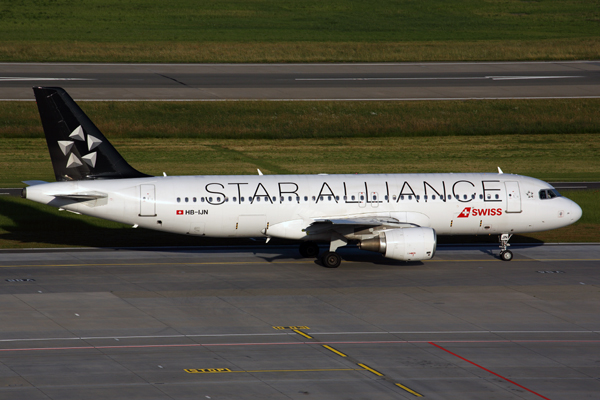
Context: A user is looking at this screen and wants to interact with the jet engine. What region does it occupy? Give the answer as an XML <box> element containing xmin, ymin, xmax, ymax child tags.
<box><xmin>358</xmin><ymin>227</ymin><xmax>436</xmax><ymax>261</ymax></box>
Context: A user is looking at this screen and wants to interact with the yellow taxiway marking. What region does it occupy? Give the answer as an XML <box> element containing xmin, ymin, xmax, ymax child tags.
<box><xmin>395</xmin><ymin>383</ymin><xmax>424</xmax><ymax>397</ymax></box>
<box><xmin>356</xmin><ymin>363</ymin><xmax>384</xmax><ymax>377</ymax></box>
<box><xmin>322</xmin><ymin>345</ymin><xmax>347</xmax><ymax>357</ymax></box>
<box><xmin>186</xmin><ymin>368</ymin><xmax>363</xmax><ymax>374</ymax></box>
<box><xmin>273</xmin><ymin>326</ymin><xmax>310</xmax><ymax>330</ymax></box>
<box><xmin>293</xmin><ymin>329</ymin><xmax>313</xmax><ymax>339</ymax></box>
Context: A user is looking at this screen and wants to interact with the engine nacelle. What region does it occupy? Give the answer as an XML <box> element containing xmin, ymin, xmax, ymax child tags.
<box><xmin>358</xmin><ymin>227</ymin><xmax>436</xmax><ymax>261</ymax></box>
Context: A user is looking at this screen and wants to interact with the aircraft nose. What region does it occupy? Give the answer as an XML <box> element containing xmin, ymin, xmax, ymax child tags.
<box><xmin>568</xmin><ymin>199</ymin><xmax>582</xmax><ymax>223</ymax></box>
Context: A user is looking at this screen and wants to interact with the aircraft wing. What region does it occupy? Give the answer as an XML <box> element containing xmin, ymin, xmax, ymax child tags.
<box><xmin>307</xmin><ymin>217</ymin><xmax>419</xmax><ymax>235</ymax></box>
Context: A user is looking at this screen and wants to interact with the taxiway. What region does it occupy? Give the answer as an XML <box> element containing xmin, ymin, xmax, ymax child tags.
<box><xmin>1</xmin><ymin>244</ymin><xmax>599</xmax><ymax>399</ymax></box>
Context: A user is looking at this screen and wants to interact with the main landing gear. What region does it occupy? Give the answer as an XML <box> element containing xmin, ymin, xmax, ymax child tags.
<box><xmin>299</xmin><ymin>241</ymin><xmax>320</xmax><ymax>258</ymax></box>
<box><xmin>298</xmin><ymin>237</ymin><xmax>346</xmax><ymax>268</ymax></box>
<box><xmin>499</xmin><ymin>233</ymin><xmax>513</xmax><ymax>261</ymax></box>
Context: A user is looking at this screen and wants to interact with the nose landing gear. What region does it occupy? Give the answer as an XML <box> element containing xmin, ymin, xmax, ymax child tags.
<box><xmin>499</xmin><ymin>233</ymin><xmax>513</xmax><ymax>261</ymax></box>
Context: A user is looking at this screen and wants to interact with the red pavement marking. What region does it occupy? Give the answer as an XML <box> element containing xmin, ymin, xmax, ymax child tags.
<box><xmin>430</xmin><ymin>342</ymin><xmax>551</xmax><ymax>400</ymax></box>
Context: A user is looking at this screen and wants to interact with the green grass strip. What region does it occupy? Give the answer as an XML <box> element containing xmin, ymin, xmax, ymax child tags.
<box><xmin>1</xmin><ymin>0</ymin><xmax>599</xmax><ymax>62</ymax></box>
<box><xmin>1</xmin><ymin>39</ymin><xmax>599</xmax><ymax>63</ymax></box>
<box><xmin>3</xmin><ymin>99</ymin><xmax>600</xmax><ymax>140</ymax></box>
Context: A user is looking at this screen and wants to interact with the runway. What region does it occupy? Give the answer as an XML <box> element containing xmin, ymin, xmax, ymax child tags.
<box><xmin>1</xmin><ymin>61</ymin><xmax>599</xmax><ymax>101</ymax></box>
<box><xmin>1</xmin><ymin>244</ymin><xmax>599</xmax><ymax>399</ymax></box>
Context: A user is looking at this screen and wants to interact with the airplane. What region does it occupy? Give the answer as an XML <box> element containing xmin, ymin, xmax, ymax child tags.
<box><xmin>22</xmin><ymin>87</ymin><xmax>582</xmax><ymax>267</ymax></box>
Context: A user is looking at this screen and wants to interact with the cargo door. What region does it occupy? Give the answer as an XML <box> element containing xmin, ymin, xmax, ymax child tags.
<box><xmin>236</xmin><ymin>214</ymin><xmax>267</xmax><ymax>237</ymax></box>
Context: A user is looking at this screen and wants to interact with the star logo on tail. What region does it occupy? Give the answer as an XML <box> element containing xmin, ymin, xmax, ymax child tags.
<box><xmin>60</xmin><ymin>125</ymin><xmax>102</xmax><ymax>168</ymax></box>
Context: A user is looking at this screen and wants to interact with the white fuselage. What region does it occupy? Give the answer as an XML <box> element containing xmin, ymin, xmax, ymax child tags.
<box><xmin>25</xmin><ymin>173</ymin><xmax>582</xmax><ymax>241</ymax></box>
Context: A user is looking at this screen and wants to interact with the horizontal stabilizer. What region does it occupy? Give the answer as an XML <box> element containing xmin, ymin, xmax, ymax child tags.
<box><xmin>52</xmin><ymin>191</ymin><xmax>108</xmax><ymax>200</ymax></box>
<box><xmin>23</xmin><ymin>180</ymin><xmax>48</xmax><ymax>186</ymax></box>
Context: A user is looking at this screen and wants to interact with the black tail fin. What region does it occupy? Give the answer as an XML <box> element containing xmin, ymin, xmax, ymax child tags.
<box><xmin>33</xmin><ymin>87</ymin><xmax>150</xmax><ymax>181</ymax></box>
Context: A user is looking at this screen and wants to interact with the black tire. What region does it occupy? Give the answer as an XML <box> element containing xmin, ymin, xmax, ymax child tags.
<box><xmin>321</xmin><ymin>252</ymin><xmax>341</xmax><ymax>268</ymax></box>
<box><xmin>299</xmin><ymin>241</ymin><xmax>320</xmax><ymax>258</ymax></box>
<box><xmin>500</xmin><ymin>250</ymin><xmax>513</xmax><ymax>261</ymax></box>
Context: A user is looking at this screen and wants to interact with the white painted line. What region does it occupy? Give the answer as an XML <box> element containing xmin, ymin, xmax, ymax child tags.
<box><xmin>3</xmin><ymin>96</ymin><xmax>600</xmax><ymax>102</ymax></box>
<box><xmin>0</xmin><ymin>330</ymin><xmax>597</xmax><ymax>343</ymax></box>
<box><xmin>0</xmin><ymin>61</ymin><xmax>597</xmax><ymax>67</ymax></box>
<box><xmin>295</xmin><ymin>75</ymin><xmax>583</xmax><ymax>81</ymax></box>
<box><xmin>0</xmin><ymin>77</ymin><xmax>95</xmax><ymax>81</ymax></box>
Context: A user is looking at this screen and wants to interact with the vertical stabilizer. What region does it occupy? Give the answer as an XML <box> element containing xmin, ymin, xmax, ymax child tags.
<box><xmin>33</xmin><ymin>87</ymin><xmax>150</xmax><ymax>181</ymax></box>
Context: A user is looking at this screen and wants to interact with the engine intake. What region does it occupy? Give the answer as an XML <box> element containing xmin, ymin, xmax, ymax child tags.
<box><xmin>359</xmin><ymin>227</ymin><xmax>436</xmax><ymax>261</ymax></box>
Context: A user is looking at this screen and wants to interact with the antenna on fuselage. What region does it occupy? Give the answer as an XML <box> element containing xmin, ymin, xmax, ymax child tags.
<box><xmin>498</xmin><ymin>167</ymin><xmax>504</xmax><ymax>174</ymax></box>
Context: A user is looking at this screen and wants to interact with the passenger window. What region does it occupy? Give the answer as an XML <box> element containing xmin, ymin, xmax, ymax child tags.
<box><xmin>328</xmin><ymin>196</ymin><xmax>332</xmax><ymax>201</ymax></box>
<box><xmin>335</xmin><ymin>196</ymin><xmax>339</xmax><ymax>201</ymax></box>
<box><xmin>217</xmin><ymin>197</ymin><xmax>221</xmax><ymax>202</ymax></box>
<box><xmin>201</xmin><ymin>197</ymin><xmax>205</xmax><ymax>202</ymax></box>
<box><xmin>424</xmin><ymin>195</ymin><xmax>428</xmax><ymax>200</ymax></box>
<box><xmin>408</xmin><ymin>195</ymin><xmax>412</xmax><ymax>200</ymax></box>
<box><xmin>384</xmin><ymin>195</ymin><xmax>388</xmax><ymax>201</ymax></box>
<box><xmin>351</xmin><ymin>195</ymin><xmax>356</xmax><ymax>200</ymax></box>
<box><xmin>373</xmin><ymin>195</ymin><xmax>377</xmax><ymax>200</ymax></box>
<box><xmin>185</xmin><ymin>197</ymin><xmax>189</xmax><ymax>202</ymax></box>
<box><xmin>495</xmin><ymin>194</ymin><xmax>499</xmax><ymax>199</ymax></box>
<box><xmin>241</xmin><ymin>197</ymin><xmax>245</xmax><ymax>202</ymax></box>
<box><xmin>233</xmin><ymin>197</ymin><xmax>237</xmax><ymax>202</ymax></box>
<box><xmin>479</xmin><ymin>195</ymin><xmax>483</xmax><ymax>200</ymax></box>
<box><xmin>360</xmin><ymin>195</ymin><xmax>364</xmax><ymax>200</ymax></box>
<box><xmin>448</xmin><ymin>195</ymin><xmax>452</xmax><ymax>200</ymax></box>
<box><xmin>249</xmin><ymin>197</ymin><xmax>253</xmax><ymax>202</ymax></box>
<box><xmin>288</xmin><ymin>196</ymin><xmax>292</xmax><ymax>201</ymax></box>
<box><xmin>432</xmin><ymin>195</ymin><xmax>436</xmax><ymax>200</ymax></box>
<box><xmin>209</xmin><ymin>197</ymin><xmax>213</xmax><ymax>202</ymax></box>
<box><xmin>177</xmin><ymin>197</ymin><xmax>181</xmax><ymax>203</ymax></box>
<box><xmin>193</xmin><ymin>197</ymin><xmax>197</xmax><ymax>202</ymax></box>
<box><xmin>304</xmin><ymin>196</ymin><xmax>308</xmax><ymax>201</ymax></box>
<box><xmin>312</xmin><ymin>196</ymin><xmax>316</xmax><ymax>201</ymax></box>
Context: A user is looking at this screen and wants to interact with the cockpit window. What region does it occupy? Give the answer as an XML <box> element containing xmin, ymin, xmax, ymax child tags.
<box><xmin>539</xmin><ymin>189</ymin><xmax>561</xmax><ymax>199</ymax></box>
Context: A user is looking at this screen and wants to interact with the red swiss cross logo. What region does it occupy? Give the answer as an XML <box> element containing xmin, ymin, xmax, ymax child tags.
<box><xmin>176</xmin><ymin>210</ymin><xmax>184</xmax><ymax>215</ymax></box>
<box><xmin>457</xmin><ymin>207</ymin><xmax>471</xmax><ymax>218</ymax></box>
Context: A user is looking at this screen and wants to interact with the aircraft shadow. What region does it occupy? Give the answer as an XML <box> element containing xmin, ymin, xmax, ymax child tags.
<box><xmin>1</xmin><ymin>197</ymin><xmax>544</xmax><ymax>261</ymax></box>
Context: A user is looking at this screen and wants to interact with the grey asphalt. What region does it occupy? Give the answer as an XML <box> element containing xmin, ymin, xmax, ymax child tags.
<box><xmin>1</xmin><ymin>61</ymin><xmax>599</xmax><ymax>100</ymax></box>
<box><xmin>1</xmin><ymin>244</ymin><xmax>599</xmax><ymax>399</ymax></box>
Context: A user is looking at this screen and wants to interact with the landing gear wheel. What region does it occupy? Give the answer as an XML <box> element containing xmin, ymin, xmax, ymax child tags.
<box><xmin>321</xmin><ymin>252</ymin><xmax>342</xmax><ymax>268</ymax></box>
<box><xmin>498</xmin><ymin>233</ymin><xmax>513</xmax><ymax>262</ymax></box>
<box><xmin>500</xmin><ymin>250</ymin><xmax>513</xmax><ymax>261</ymax></box>
<box><xmin>299</xmin><ymin>241</ymin><xmax>320</xmax><ymax>258</ymax></box>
